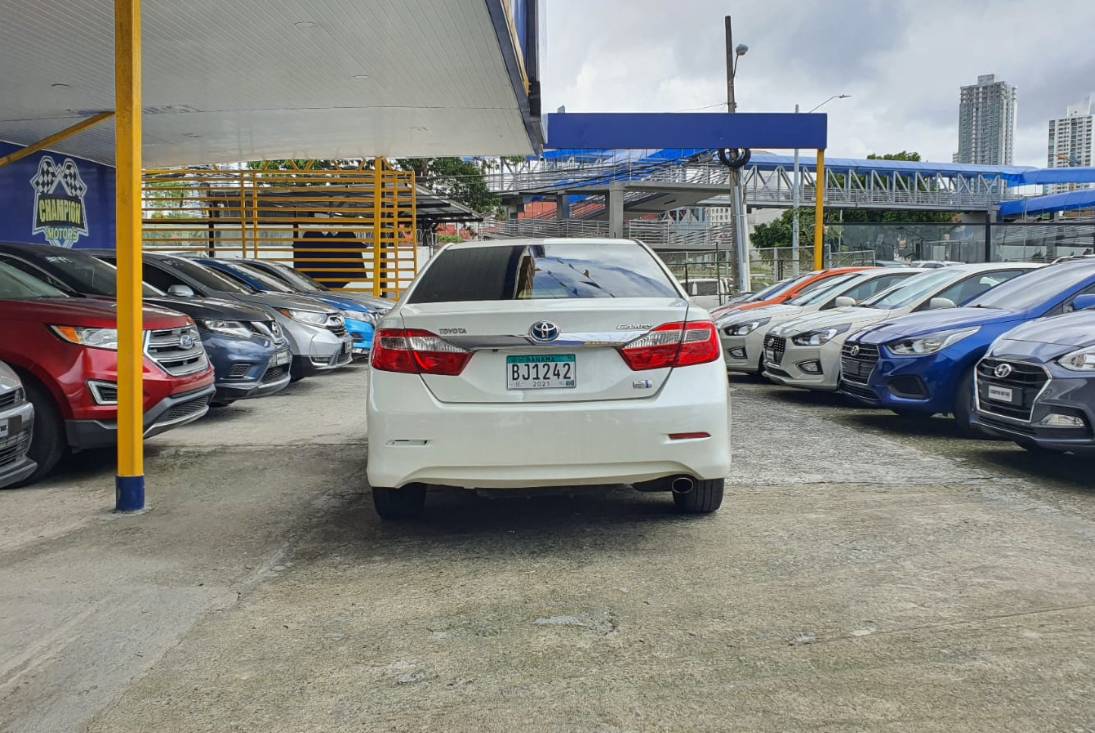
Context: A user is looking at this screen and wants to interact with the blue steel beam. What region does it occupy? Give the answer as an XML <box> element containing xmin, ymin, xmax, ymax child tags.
<box><xmin>545</xmin><ymin>113</ymin><xmax>827</xmax><ymax>151</ymax></box>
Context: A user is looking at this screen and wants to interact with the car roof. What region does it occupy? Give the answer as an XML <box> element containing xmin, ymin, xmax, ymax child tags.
<box><xmin>438</xmin><ymin>238</ymin><xmax>649</xmax><ymax>250</ymax></box>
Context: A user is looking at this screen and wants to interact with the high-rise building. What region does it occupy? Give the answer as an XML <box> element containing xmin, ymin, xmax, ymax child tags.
<box><xmin>1047</xmin><ymin>97</ymin><xmax>1094</xmax><ymax>193</ymax></box>
<box><xmin>955</xmin><ymin>74</ymin><xmax>1017</xmax><ymax>166</ymax></box>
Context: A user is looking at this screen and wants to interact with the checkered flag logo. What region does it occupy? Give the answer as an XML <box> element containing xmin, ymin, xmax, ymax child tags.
<box><xmin>31</xmin><ymin>156</ymin><xmax>59</xmax><ymax>195</ymax></box>
<box><xmin>61</xmin><ymin>159</ymin><xmax>87</xmax><ymax>197</ymax></box>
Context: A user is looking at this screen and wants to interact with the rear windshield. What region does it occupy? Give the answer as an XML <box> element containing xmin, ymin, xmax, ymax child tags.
<box><xmin>408</xmin><ymin>243</ymin><xmax>680</xmax><ymax>303</ymax></box>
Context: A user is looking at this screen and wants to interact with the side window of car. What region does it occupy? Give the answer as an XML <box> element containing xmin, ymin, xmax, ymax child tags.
<box><xmin>141</xmin><ymin>264</ymin><xmax>185</xmax><ymax>292</ymax></box>
<box><xmin>0</xmin><ymin>255</ymin><xmax>66</xmax><ymax>289</ymax></box>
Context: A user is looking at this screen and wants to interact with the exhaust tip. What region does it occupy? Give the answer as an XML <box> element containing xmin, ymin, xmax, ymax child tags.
<box><xmin>671</xmin><ymin>476</ymin><xmax>695</xmax><ymax>494</ymax></box>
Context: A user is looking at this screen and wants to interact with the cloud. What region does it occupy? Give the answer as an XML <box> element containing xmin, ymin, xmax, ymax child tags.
<box><xmin>542</xmin><ymin>0</ymin><xmax>1095</xmax><ymax>166</ymax></box>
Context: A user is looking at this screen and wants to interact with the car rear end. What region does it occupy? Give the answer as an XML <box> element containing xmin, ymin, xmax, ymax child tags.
<box><xmin>366</xmin><ymin>240</ymin><xmax>730</xmax><ymax>516</ymax></box>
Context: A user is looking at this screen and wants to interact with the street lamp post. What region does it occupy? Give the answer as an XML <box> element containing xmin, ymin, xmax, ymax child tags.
<box><xmin>726</xmin><ymin>16</ymin><xmax>750</xmax><ymax>293</ymax></box>
<box><xmin>792</xmin><ymin>94</ymin><xmax>849</xmax><ymax>275</ymax></box>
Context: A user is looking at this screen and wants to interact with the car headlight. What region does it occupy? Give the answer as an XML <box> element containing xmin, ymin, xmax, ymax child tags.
<box><xmin>199</xmin><ymin>319</ymin><xmax>252</xmax><ymax>339</ymax></box>
<box><xmin>791</xmin><ymin>323</ymin><xmax>850</xmax><ymax>346</ymax></box>
<box><xmin>341</xmin><ymin>309</ymin><xmax>375</xmax><ymax>325</ymax></box>
<box><xmin>51</xmin><ymin>326</ymin><xmax>119</xmax><ymax>350</ymax></box>
<box><xmin>278</xmin><ymin>308</ymin><xmax>329</xmax><ymax>326</ymax></box>
<box><xmin>1059</xmin><ymin>346</ymin><xmax>1095</xmax><ymax>372</ymax></box>
<box><xmin>721</xmin><ymin>317</ymin><xmax>770</xmax><ymax>336</ymax></box>
<box><xmin>887</xmin><ymin>326</ymin><xmax>980</xmax><ymax>356</ymax></box>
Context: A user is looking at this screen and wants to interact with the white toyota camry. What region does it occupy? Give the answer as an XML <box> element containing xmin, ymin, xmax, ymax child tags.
<box><xmin>366</xmin><ymin>239</ymin><xmax>731</xmax><ymax>519</ymax></box>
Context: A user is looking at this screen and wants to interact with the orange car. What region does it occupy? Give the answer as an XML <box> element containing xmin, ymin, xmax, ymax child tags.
<box><xmin>709</xmin><ymin>267</ymin><xmax>875</xmax><ymax>319</ymax></box>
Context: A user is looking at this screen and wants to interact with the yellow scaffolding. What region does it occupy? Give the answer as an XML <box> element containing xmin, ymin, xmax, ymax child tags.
<box><xmin>141</xmin><ymin>159</ymin><xmax>419</xmax><ymax>298</ymax></box>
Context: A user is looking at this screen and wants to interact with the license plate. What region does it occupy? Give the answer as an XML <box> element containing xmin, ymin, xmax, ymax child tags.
<box><xmin>764</xmin><ymin>349</ymin><xmax>775</xmax><ymax>363</ymax></box>
<box><xmin>987</xmin><ymin>385</ymin><xmax>1014</xmax><ymax>403</ymax></box>
<box><xmin>273</xmin><ymin>350</ymin><xmax>290</xmax><ymax>367</ymax></box>
<box><xmin>507</xmin><ymin>354</ymin><xmax>576</xmax><ymax>390</ymax></box>
<box><xmin>0</xmin><ymin>420</ymin><xmax>7</xmax><ymax>439</ymax></box>
<box><xmin>341</xmin><ymin>341</ymin><xmax>351</xmax><ymax>356</ymax></box>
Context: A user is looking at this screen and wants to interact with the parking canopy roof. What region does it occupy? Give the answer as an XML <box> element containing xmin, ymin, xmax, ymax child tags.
<box><xmin>0</xmin><ymin>0</ymin><xmax>541</xmax><ymax>166</ymax></box>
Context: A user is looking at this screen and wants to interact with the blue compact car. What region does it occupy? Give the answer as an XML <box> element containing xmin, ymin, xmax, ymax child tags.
<box><xmin>194</xmin><ymin>258</ymin><xmax>376</xmax><ymax>358</ymax></box>
<box><xmin>973</xmin><ymin>306</ymin><xmax>1095</xmax><ymax>454</ymax></box>
<box><xmin>840</xmin><ymin>259</ymin><xmax>1095</xmax><ymax>435</ymax></box>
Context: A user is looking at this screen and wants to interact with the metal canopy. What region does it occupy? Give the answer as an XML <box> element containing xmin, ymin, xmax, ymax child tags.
<box><xmin>545</xmin><ymin>113</ymin><xmax>828</xmax><ymax>151</ymax></box>
<box><xmin>0</xmin><ymin>0</ymin><xmax>540</xmax><ymax>167</ymax></box>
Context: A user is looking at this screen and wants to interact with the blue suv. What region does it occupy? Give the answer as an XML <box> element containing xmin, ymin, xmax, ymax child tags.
<box><xmin>193</xmin><ymin>258</ymin><xmax>376</xmax><ymax>358</ymax></box>
<box><xmin>840</xmin><ymin>259</ymin><xmax>1095</xmax><ymax>435</ymax></box>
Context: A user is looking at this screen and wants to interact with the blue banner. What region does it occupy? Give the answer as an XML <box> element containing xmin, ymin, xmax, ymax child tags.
<box><xmin>0</xmin><ymin>141</ymin><xmax>116</xmax><ymax>249</ymax></box>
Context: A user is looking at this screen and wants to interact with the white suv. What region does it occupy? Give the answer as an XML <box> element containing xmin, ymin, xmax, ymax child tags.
<box><xmin>366</xmin><ymin>239</ymin><xmax>731</xmax><ymax>519</ymax></box>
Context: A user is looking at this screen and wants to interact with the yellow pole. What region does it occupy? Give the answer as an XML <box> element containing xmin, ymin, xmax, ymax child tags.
<box><xmin>114</xmin><ymin>0</ymin><xmax>145</xmax><ymax>511</ymax></box>
<box><xmin>372</xmin><ymin>158</ymin><xmax>383</xmax><ymax>297</ymax></box>
<box><xmin>813</xmin><ymin>149</ymin><xmax>826</xmax><ymax>271</ymax></box>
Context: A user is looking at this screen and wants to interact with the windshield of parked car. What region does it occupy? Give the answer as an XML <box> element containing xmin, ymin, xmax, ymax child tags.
<box><xmin>860</xmin><ymin>268</ymin><xmax>964</xmax><ymax>309</ymax></box>
<box><xmin>408</xmin><ymin>243</ymin><xmax>679</xmax><ymax>303</ymax></box>
<box><xmin>222</xmin><ymin>262</ymin><xmax>297</xmax><ymax>293</ymax></box>
<box><xmin>788</xmin><ymin>273</ymin><xmax>861</xmax><ymax>306</ymax></box>
<box><xmin>0</xmin><ymin>261</ymin><xmax>70</xmax><ymax>299</ymax></box>
<box><xmin>162</xmin><ymin>257</ymin><xmax>254</xmax><ymax>294</ymax></box>
<box><xmin>966</xmin><ymin>264</ymin><xmax>1089</xmax><ymax>311</ymax></box>
<box><xmin>748</xmin><ymin>275</ymin><xmax>811</xmax><ymax>302</ymax></box>
<box><xmin>261</xmin><ymin>262</ymin><xmax>324</xmax><ymax>292</ymax></box>
<box><xmin>21</xmin><ymin>251</ymin><xmax>163</xmax><ymax>298</ymax></box>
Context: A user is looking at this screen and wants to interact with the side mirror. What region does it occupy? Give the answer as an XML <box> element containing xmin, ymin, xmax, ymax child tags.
<box><xmin>168</xmin><ymin>284</ymin><xmax>195</xmax><ymax>298</ymax></box>
<box><xmin>1073</xmin><ymin>293</ymin><xmax>1095</xmax><ymax>311</ymax></box>
<box><xmin>928</xmin><ymin>297</ymin><xmax>956</xmax><ymax>310</ymax></box>
<box><xmin>834</xmin><ymin>296</ymin><xmax>856</xmax><ymax>307</ymax></box>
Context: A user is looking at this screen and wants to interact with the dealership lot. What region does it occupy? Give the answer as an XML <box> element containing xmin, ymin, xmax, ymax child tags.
<box><xmin>2</xmin><ymin>369</ymin><xmax>1094</xmax><ymax>732</ymax></box>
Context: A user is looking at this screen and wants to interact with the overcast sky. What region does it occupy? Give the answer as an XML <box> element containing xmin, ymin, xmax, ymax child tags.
<box><xmin>541</xmin><ymin>0</ymin><xmax>1095</xmax><ymax>167</ymax></box>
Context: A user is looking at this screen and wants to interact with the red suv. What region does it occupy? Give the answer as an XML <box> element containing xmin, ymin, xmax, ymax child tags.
<box><xmin>0</xmin><ymin>261</ymin><xmax>215</xmax><ymax>484</ymax></box>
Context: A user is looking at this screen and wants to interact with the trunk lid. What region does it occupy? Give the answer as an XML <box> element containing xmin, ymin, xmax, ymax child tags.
<box><xmin>397</xmin><ymin>298</ymin><xmax>691</xmax><ymax>403</ymax></box>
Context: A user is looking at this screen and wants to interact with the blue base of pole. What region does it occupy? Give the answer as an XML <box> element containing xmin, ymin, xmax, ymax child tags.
<box><xmin>115</xmin><ymin>475</ymin><xmax>146</xmax><ymax>513</ymax></box>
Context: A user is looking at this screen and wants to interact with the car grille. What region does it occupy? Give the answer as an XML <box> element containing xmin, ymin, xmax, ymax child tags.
<box><xmin>227</xmin><ymin>363</ymin><xmax>252</xmax><ymax>379</ymax></box>
<box><xmin>325</xmin><ymin>315</ymin><xmax>347</xmax><ymax>338</ymax></box>
<box><xmin>840</xmin><ymin>342</ymin><xmax>881</xmax><ymax>386</ymax></box>
<box><xmin>261</xmin><ymin>365</ymin><xmax>288</xmax><ymax>383</ymax></box>
<box><xmin>329</xmin><ymin>347</ymin><xmax>353</xmax><ymax>367</ymax></box>
<box><xmin>0</xmin><ymin>428</ymin><xmax>32</xmax><ymax>468</ymax></box>
<box><xmin>763</xmin><ymin>335</ymin><xmax>786</xmax><ymax>364</ymax></box>
<box><xmin>154</xmin><ymin>394</ymin><xmax>212</xmax><ymax>426</ymax></box>
<box><xmin>976</xmin><ymin>358</ymin><xmax>1050</xmax><ymax>423</ymax></box>
<box><xmin>0</xmin><ymin>387</ymin><xmax>22</xmax><ymax>410</ymax></box>
<box><xmin>147</xmin><ymin>327</ymin><xmax>208</xmax><ymax>376</ymax></box>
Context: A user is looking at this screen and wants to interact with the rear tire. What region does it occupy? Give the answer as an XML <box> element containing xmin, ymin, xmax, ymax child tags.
<box><xmin>372</xmin><ymin>484</ymin><xmax>427</xmax><ymax>519</ymax></box>
<box><xmin>672</xmin><ymin>479</ymin><xmax>724</xmax><ymax>514</ymax></box>
<box><xmin>14</xmin><ymin>375</ymin><xmax>68</xmax><ymax>486</ymax></box>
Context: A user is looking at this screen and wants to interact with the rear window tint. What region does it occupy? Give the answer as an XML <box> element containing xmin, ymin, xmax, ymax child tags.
<box><xmin>408</xmin><ymin>243</ymin><xmax>680</xmax><ymax>303</ymax></box>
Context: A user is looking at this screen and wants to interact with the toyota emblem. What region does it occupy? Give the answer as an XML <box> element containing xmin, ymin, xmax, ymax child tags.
<box><xmin>849</xmin><ymin>344</ymin><xmax>860</xmax><ymax>357</ymax></box>
<box><xmin>179</xmin><ymin>334</ymin><xmax>195</xmax><ymax>349</ymax></box>
<box><xmin>529</xmin><ymin>320</ymin><xmax>559</xmax><ymax>342</ymax></box>
<box><xmin>994</xmin><ymin>363</ymin><xmax>1013</xmax><ymax>379</ymax></box>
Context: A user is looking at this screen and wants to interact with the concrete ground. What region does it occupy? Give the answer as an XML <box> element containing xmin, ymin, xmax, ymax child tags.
<box><xmin>2</xmin><ymin>367</ymin><xmax>1095</xmax><ymax>733</ymax></box>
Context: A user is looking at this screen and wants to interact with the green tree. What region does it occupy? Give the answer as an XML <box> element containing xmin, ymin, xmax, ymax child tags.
<box><xmin>394</xmin><ymin>157</ymin><xmax>502</xmax><ymax>216</ymax></box>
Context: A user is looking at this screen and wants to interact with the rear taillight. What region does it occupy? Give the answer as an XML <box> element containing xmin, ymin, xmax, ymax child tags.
<box><xmin>371</xmin><ymin>329</ymin><xmax>471</xmax><ymax>376</ymax></box>
<box><xmin>618</xmin><ymin>321</ymin><xmax>720</xmax><ymax>371</ymax></box>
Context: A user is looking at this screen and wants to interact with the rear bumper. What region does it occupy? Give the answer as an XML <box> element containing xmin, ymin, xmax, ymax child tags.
<box><xmin>366</xmin><ymin>362</ymin><xmax>732</xmax><ymax>489</ymax></box>
<box><xmin>66</xmin><ymin>384</ymin><xmax>217</xmax><ymax>450</ymax></box>
<box><xmin>0</xmin><ymin>402</ymin><xmax>36</xmax><ymax>489</ymax></box>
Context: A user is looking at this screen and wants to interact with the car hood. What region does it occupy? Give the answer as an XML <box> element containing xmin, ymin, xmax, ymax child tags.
<box><xmin>145</xmin><ymin>296</ymin><xmax>270</xmax><ymax>322</ymax></box>
<box><xmin>771</xmin><ymin>306</ymin><xmax>889</xmax><ymax>336</ymax></box>
<box><xmin>290</xmin><ymin>292</ymin><xmax>376</xmax><ymax>314</ymax></box>
<box><xmin>855</xmin><ymin>306</ymin><xmax>1022</xmax><ymax>344</ymax></box>
<box><xmin>719</xmin><ymin>302</ymin><xmax>801</xmax><ymax>325</ymax></box>
<box><xmin>0</xmin><ymin>297</ymin><xmax>191</xmax><ymax>329</ymax></box>
<box><xmin>234</xmin><ymin>291</ymin><xmax>338</xmax><ymax>314</ymax></box>
<box><xmin>993</xmin><ymin>310</ymin><xmax>1095</xmax><ymax>348</ymax></box>
<box><xmin>325</xmin><ymin>291</ymin><xmax>394</xmax><ymax>311</ymax></box>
